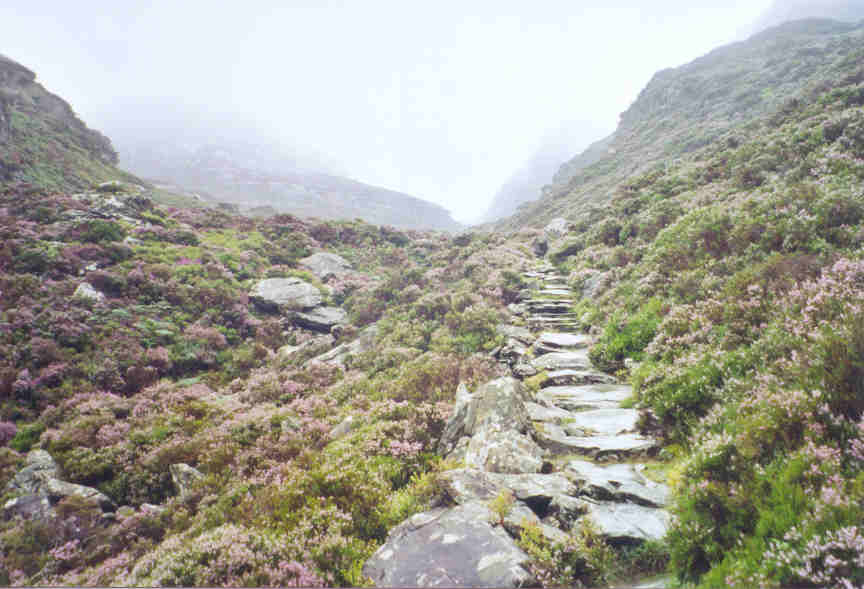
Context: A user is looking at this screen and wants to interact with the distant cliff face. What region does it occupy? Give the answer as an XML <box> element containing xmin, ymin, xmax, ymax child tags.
<box><xmin>0</xmin><ymin>54</ymin><xmax>124</xmax><ymax>189</ymax></box>
<box><xmin>118</xmin><ymin>141</ymin><xmax>462</xmax><ymax>231</ymax></box>
<box><xmin>498</xmin><ymin>19</ymin><xmax>864</xmax><ymax>230</ymax></box>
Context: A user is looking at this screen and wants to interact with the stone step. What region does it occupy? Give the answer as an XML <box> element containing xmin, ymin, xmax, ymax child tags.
<box><xmin>541</xmin><ymin>370</ymin><xmax>616</xmax><ymax>387</ymax></box>
<box><xmin>531</xmin><ymin>350</ymin><xmax>591</xmax><ymax>372</ymax></box>
<box><xmin>533</xmin><ymin>332</ymin><xmax>591</xmax><ymax>354</ymax></box>
<box><xmin>536</xmin><ymin>384</ymin><xmax>633</xmax><ymax>411</ymax></box>
<box><xmin>556</xmin><ymin>408</ymin><xmax>641</xmax><ymax>436</ymax></box>
<box><xmin>564</xmin><ymin>461</ymin><xmax>669</xmax><ymax>508</ymax></box>
<box><xmin>533</xmin><ymin>424</ymin><xmax>659</xmax><ymax>460</ymax></box>
<box><xmin>580</xmin><ymin>500</ymin><xmax>671</xmax><ymax>543</ymax></box>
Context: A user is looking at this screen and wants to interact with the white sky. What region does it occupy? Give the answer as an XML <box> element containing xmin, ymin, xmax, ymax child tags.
<box><xmin>2</xmin><ymin>1</ymin><xmax>773</xmax><ymax>222</ymax></box>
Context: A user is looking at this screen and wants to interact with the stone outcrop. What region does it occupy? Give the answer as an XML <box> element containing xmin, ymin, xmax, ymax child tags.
<box><xmin>299</xmin><ymin>252</ymin><xmax>352</xmax><ymax>280</ymax></box>
<box><xmin>250</xmin><ymin>278</ymin><xmax>322</xmax><ymax>312</ymax></box>
<box><xmin>170</xmin><ymin>463</ymin><xmax>205</xmax><ymax>497</ymax></box>
<box><xmin>4</xmin><ymin>450</ymin><xmax>115</xmax><ymax>521</ymax></box>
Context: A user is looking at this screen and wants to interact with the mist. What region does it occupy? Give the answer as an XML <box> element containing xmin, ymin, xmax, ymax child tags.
<box><xmin>2</xmin><ymin>0</ymin><xmax>777</xmax><ymax>222</ymax></box>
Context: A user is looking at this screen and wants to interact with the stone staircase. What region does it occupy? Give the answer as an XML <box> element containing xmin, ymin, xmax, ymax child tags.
<box><xmin>364</xmin><ymin>264</ymin><xmax>670</xmax><ymax>588</ymax></box>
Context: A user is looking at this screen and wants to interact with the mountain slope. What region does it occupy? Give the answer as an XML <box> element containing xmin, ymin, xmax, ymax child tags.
<box><xmin>500</xmin><ymin>19</ymin><xmax>864</xmax><ymax>231</ymax></box>
<box><xmin>118</xmin><ymin>140</ymin><xmax>462</xmax><ymax>231</ymax></box>
<box><xmin>743</xmin><ymin>0</ymin><xmax>864</xmax><ymax>38</ymax></box>
<box><xmin>0</xmin><ymin>54</ymin><xmax>133</xmax><ymax>190</ymax></box>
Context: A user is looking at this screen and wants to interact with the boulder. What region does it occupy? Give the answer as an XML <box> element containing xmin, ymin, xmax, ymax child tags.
<box><xmin>543</xmin><ymin>218</ymin><xmax>570</xmax><ymax>240</ymax></box>
<box><xmin>6</xmin><ymin>450</ymin><xmax>59</xmax><ymax>494</ymax></box>
<box><xmin>495</xmin><ymin>325</ymin><xmax>534</xmax><ymax>346</ymax></box>
<box><xmin>439</xmin><ymin>378</ymin><xmax>531</xmax><ymax>457</ymax></box>
<box><xmin>532</xmin><ymin>235</ymin><xmax>548</xmax><ymax>257</ymax></box>
<box><xmin>299</xmin><ymin>252</ymin><xmax>352</xmax><ymax>281</ymax></box>
<box><xmin>42</xmin><ymin>478</ymin><xmax>115</xmax><ymax>511</ymax></box>
<box><xmin>496</xmin><ymin>340</ymin><xmax>528</xmax><ymax>367</ymax></box>
<box><xmin>73</xmin><ymin>282</ymin><xmax>105</xmax><ymax>302</ymax></box>
<box><xmin>512</xmin><ymin>362</ymin><xmax>538</xmax><ymax>378</ymax></box>
<box><xmin>362</xmin><ymin>501</ymin><xmax>534</xmax><ymax>588</ymax></box>
<box><xmin>464</xmin><ymin>429</ymin><xmax>544</xmax><ymax>474</ymax></box>
<box><xmin>250</xmin><ymin>278</ymin><xmax>322</xmax><ymax>312</ymax></box>
<box><xmin>525</xmin><ymin>401</ymin><xmax>577</xmax><ymax>425</ymax></box>
<box><xmin>309</xmin><ymin>324</ymin><xmax>379</xmax><ymax>368</ymax></box>
<box><xmin>330</xmin><ymin>416</ymin><xmax>357</xmax><ymax>441</ymax></box>
<box><xmin>291</xmin><ymin>306</ymin><xmax>347</xmax><ymax>333</ymax></box>
<box><xmin>3</xmin><ymin>494</ymin><xmax>54</xmax><ymax>521</ymax></box>
<box><xmin>170</xmin><ymin>463</ymin><xmax>205</xmax><ymax>497</ymax></box>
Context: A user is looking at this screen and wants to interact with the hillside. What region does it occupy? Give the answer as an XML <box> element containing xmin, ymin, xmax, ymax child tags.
<box><xmin>501</xmin><ymin>19</ymin><xmax>864</xmax><ymax>231</ymax></box>
<box><xmin>0</xmin><ymin>54</ymin><xmax>134</xmax><ymax>191</ymax></box>
<box><xmin>516</xmin><ymin>17</ymin><xmax>864</xmax><ymax>588</ymax></box>
<box><xmin>117</xmin><ymin>140</ymin><xmax>462</xmax><ymax>232</ymax></box>
<box><xmin>744</xmin><ymin>0</ymin><xmax>864</xmax><ymax>38</ymax></box>
<box><xmin>4</xmin><ymin>14</ymin><xmax>864</xmax><ymax>589</ymax></box>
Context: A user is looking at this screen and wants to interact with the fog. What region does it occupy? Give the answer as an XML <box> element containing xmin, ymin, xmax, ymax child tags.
<box><xmin>2</xmin><ymin>0</ymin><xmax>780</xmax><ymax>222</ymax></box>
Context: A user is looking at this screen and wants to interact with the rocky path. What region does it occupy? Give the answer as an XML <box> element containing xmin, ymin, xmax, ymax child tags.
<box><xmin>364</xmin><ymin>264</ymin><xmax>670</xmax><ymax>587</ymax></box>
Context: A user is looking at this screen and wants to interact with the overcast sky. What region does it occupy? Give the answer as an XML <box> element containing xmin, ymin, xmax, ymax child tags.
<box><xmin>2</xmin><ymin>1</ymin><xmax>774</xmax><ymax>222</ymax></box>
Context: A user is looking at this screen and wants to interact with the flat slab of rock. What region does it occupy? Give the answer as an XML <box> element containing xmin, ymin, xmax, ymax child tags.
<box><xmin>250</xmin><ymin>278</ymin><xmax>322</xmax><ymax>312</ymax></box>
<box><xmin>534</xmin><ymin>423</ymin><xmax>658</xmax><ymax>460</ymax></box>
<box><xmin>531</xmin><ymin>350</ymin><xmax>591</xmax><ymax>372</ymax></box>
<box><xmin>292</xmin><ymin>306</ymin><xmax>347</xmax><ymax>332</ymax></box>
<box><xmin>564</xmin><ymin>461</ymin><xmax>669</xmax><ymax>507</ymax></box>
<box><xmin>464</xmin><ymin>429</ymin><xmax>544</xmax><ymax>474</ymax></box>
<box><xmin>559</xmin><ymin>409</ymin><xmax>641</xmax><ymax>436</ymax></box>
<box><xmin>309</xmin><ymin>324</ymin><xmax>378</xmax><ymax>367</ymax></box>
<box><xmin>299</xmin><ymin>252</ymin><xmax>352</xmax><ymax>280</ymax></box>
<box><xmin>534</xmin><ymin>332</ymin><xmax>591</xmax><ymax>353</ymax></box>
<box><xmin>496</xmin><ymin>325</ymin><xmax>534</xmax><ymax>346</ymax></box>
<box><xmin>541</xmin><ymin>370</ymin><xmax>617</xmax><ymax>387</ymax></box>
<box><xmin>74</xmin><ymin>282</ymin><xmax>105</xmax><ymax>302</ymax></box>
<box><xmin>580</xmin><ymin>500</ymin><xmax>670</xmax><ymax>543</ymax></box>
<box><xmin>537</xmin><ymin>384</ymin><xmax>633</xmax><ymax>411</ymax></box>
<box><xmin>525</xmin><ymin>401</ymin><xmax>575</xmax><ymax>424</ymax></box>
<box><xmin>363</xmin><ymin>501</ymin><xmax>534</xmax><ymax>588</ymax></box>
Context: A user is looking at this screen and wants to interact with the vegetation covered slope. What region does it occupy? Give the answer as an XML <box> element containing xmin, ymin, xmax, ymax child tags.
<box><xmin>502</xmin><ymin>19</ymin><xmax>864</xmax><ymax>232</ymax></box>
<box><xmin>0</xmin><ymin>177</ymin><xmax>528</xmax><ymax>585</ymax></box>
<box><xmin>0</xmin><ymin>54</ymin><xmax>134</xmax><ymax>191</ymax></box>
<box><xmin>538</xmin><ymin>20</ymin><xmax>864</xmax><ymax>588</ymax></box>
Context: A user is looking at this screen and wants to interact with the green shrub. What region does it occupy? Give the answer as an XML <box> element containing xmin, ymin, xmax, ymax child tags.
<box><xmin>589</xmin><ymin>298</ymin><xmax>663</xmax><ymax>372</ymax></box>
<box><xmin>9</xmin><ymin>422</ymin><xmax>45</xmax><ymax>453</ymax></box>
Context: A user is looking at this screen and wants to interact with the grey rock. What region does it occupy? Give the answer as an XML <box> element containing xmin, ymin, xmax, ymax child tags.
<box><xmin>116</xmin><ymin>505</ymin><xmax>136</xmax><ymax>518</ymax></box>
<box><xmin>543</xmin><ymin>218</ymin><xmax>570</xmax><ymax>240</ymax></box>
<box><xmin>465</xmin><ymin>429</ymin><xmax>544</xmax><ymax>474</ymax></box>
<box><xmin>525</xmin><ymin>401</ymin><xmax>577</xmax><ymax>425</ymax></box>
<box><xmin>309</xmin><ymin>324</ymin><xmax>379</xmax><ymax>368</ymax></box>
<box><xmin>541</xmin><ymin>370</ymin><xmax>617</xmax><ymax>387</ymax></box>
<box><xmin>536</xmin><ymin>384</ymin><xmax>632</xmax><ymax>411</ymax></box>
<box><xmin>532</xmin><ymin>235</ymin><xmax>548</xmax><ymax>257</ymax></box>
<box><xmin>506</xmin><ymin>303</ymin><xmax>526</xmax><ymax>316</ymax></box>
<box><xmin>531</xmin><ymin>350</ymin><xmax>591</xmax><ymax>372</ymax></box>
<box><xmin>73</xmin><ymin>282</ymin><xmax>105</xmax><ymax>302</ymax></box>
<box><xmin>559</xmin><ymin>409</ymin><xmax>641</xmax><ymax>436</ymax></box>
<box><xmin>6</xmin><ymin>450</ymin><xmax>59</xmax><ymax>494</ymax></box>
<box><xmin>3</xmin><ymin>494</ymin><xmax>54</xmax><ymax>521</ymax></box>
<box><xmin>170</xmin><ymin>463</ymin><xmax>205</xmax><ymax>497</ymax></box>
<box><xmin>42</xmin><ymin>478</ymin><xmax>115</xmax><ymax>511</ymax></box>
<box><xmin>487</xmin><ymin>472</ymin><xmax>578</xmax><ymax>508</ymax></box>
<box><xmin>292</xmin><ymin>306</ymin><xmax>347</xmax><ymax>332</ymax></box>
<box><xmin>330</xmin><ymin>416</ymin><xmax>357</xmax><ymax>441</ymax></box>
<box><xmin>250</xmin><ymin>278</ymin><xmax>322</xmax><ymax>312</ymax></box>
<box><xmin>441</xmin><ymin>469</ymin><xmax>502</xmax><ymax>504</ymax></box>
<box><xmin>496</xmin><ymin>340</ymin><xmax>529</xmax><ymax>367</ymax></box>
<box><xmin>496</xmin><ymin>325</ymin><xmax>534</xmax><ymax>346</ymax></box>
<box><xmin>579</xmin><ymin>500</ymin><xmax>670</xmax><ymax>543</ymax></box>
<box><xmin>299</xmin><ymin>252</ymin><xmax>353</xmax><ymax>280</ymax></box>
<box><xmin>277</xmin><ymin>344</ymin><xmax>301</xmax><ymax>359</ymax></box>
<box><xmin>439</xmin><ymin>378</ymin><xmax>531</xmax><ymax>457</ymax></box>
<box><xmin>363</xmin><ymin>501</ymin><xmax>534</xmax><ymax>588</ymax></box>
<box><xmin>141</xmin><ymin>503</ymin><xmax>166</xmax><ymax>516</ymax></box>
<box><xmin>534</xmin><ymin>423</ymin><xmax>658</xmax><ymax>460</ymax></box>
<box><xmin>533</xmin><ymin>332</ymin><xmax>591</xmax><ymax>356</ymax></box>
<box><xmin>512</xmin><ymin>362</ymin><xmax>538</xmax><ymax>378</ymax></box>
<box><xmin>579</xmin><ymin>270</ymin><xmax>609</xmax><ymax>301</ymax></box>
<box><xmin>564</xmin><ymin>461</ymin><xmax>669</xmax><ymax>508</ymax></box>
